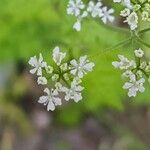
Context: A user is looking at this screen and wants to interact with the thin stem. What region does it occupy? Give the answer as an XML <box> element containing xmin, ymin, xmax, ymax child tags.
<box><xmin>105</xmin><ymin>38</ymin><xmax>131</xmax><ymax>51</ymax></box>
<box><xmin>61</xmin><ymin>75</ymin><xmax>70</xmax><ymax>87</ymax></box>
<box><xmin>136</xmin><ymin>36</ymin><xmax>150</xmax><ymax>48</ymax></box>
<box><xmin>139</xmin><ymin>68</ymin><xmax>149</xmax><ymax>78</ymax></box>
<box><xmin>138</xmin><ymin>28</ymin><xmax>150</xmax><ymax>34</ymax></box>
<box><xmin>89</xmin><ymin>37</ymin><xmax>132</xmax><ymax>58</ymax></box>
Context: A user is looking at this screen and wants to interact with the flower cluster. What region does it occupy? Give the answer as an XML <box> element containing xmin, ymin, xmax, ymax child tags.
<box><xmin>67</xmin><ymin>0</ymin><xmax>115</xmax><ymax>31</ymax></box>
<box><xmin>28</xmin><ymin>47</ymin><xmax>95</xmax><ymax>111</ymax></box>
<box><xmin>112</xmin><ymin>48</ymin><xmax>150</xmax><ymax>97</ymax></box>
<box><xmin>113</xmin><ymin>0</ymin><xmax>150</xmax><ymax>30</ymax></box>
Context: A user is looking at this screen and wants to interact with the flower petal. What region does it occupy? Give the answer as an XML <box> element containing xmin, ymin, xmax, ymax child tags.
<box><xmin>38</xmin><ymin>96</ymin><xmax>47</xmax><ymax>104</ymax></box>
<box><xmin>47</xmin><ymin>101</ymin><xmax>55</xmax><ymax>111</ymax></box>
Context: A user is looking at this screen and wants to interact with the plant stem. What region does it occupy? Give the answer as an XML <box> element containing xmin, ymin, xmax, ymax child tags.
<box><xmin>105</xmin><ymin>37</ymin><xmax>132</xmax><ymax>51</ymax></box>
<box><xmin>138</xmin><ymin>28</ymin><xmax>150</xmax><ymax>34</ymax></box>
<box><xmin>136</xmin><ymin>36</ymin><xmax>150</xmax><ymax>48</ymax></box>
<box><xmin>61</xmin><ymin>74</ymin><xmax>70</xmax><ymax>87</ymax></box>
<box><xmin>89</xmin><ymin>37</ymin><xmax>132</xmax><ymax>58</ymax></box>
<box><xmin>90</xmin><ymin>37</ymin><xmax>132</xmax><ymax>57</ymax></box>
<box><xmin>139</xmin><ymin>68</ymin><xmax>149</xmax><ymax>78</ymax></box>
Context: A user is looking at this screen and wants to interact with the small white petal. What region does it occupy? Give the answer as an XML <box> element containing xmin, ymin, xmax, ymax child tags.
<box><xmin>112</xmin><ymin>61</ymin><xmax>120</xmax><ymax>68</ymax></box>
<box><xmin>28</xmin><ymin>56</ymin><xmax>37</xmax><ymax>66</ymax></box>
<box><xmin>54</xmin><ymin>98</ymin><xmax>62</xmax><ymax>106</ymax></box>
<box><xmin>47</xmin><ymin>101</ymin><xmax>55</xmax><ymax>111</ymax></box>
<box><xmin>37</xmin><ymin>76</ymin><xmax>47</xmax><ymax>85</ymax></box>
<box><xmin>30</xmin><ymin>68</ymin><xmax>37</xmax><ymax>74</ymax></box>
<box><xmin>37</xmin><ymin>67</ymin><xmax>42</xmax><ymax>76</ymax></box>
<box><xmin>73</xmin><ymin>21</ymin><xmax>81</xmax><ymax>31</ymax></box>
<box><xmin>123</xmin><ymin>82</ymin><xmax>133</xmax><ymax>89</ymax></box>
<box><xmin>39</xmin><ymin>53</ymin><xmax>43</xmax><ymax>63</ymax></box>
<box><xmin>44</xmin><ymin>88</ymin><xmax>50</xmax><ymax>95</ymax></box>
<box><xmin>70</xmin><ymin>59</ymin><xmax>78</xmax><ymax>66</ymax></box>
<box><xmin>128</xmin><ymin>89</ymin><xmax>137</xmax><ymax>97</ymax></box>
<box><xmin>38</xmin><ymin>96</ymin><xmax>47</xmax><ymax>104</ymax></box>
<box><xmin>73</xmin><ymin>93</ymin><xmax>82</xmax><ymax>102</ymax></box>
<box><xmin>78</xmin><ymin>70</ymin><xmax>84</xmax><ymax>78</ymax></box>
<box><xmin>70</xmin><ymin>69</ymin><xmax>77</xmax><ymax>75</ymax></box>
<box><xmin>83</xmin><ymin>63</ymin><xmax>95</xmax><ymax>71</ymax></box>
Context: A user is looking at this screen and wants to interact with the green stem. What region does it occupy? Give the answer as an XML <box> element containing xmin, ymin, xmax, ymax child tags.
<box><xmin>138</xmin><ymin>28</ymin><xmax>150</xmax><ymax>34</ymax></box>
<box><xmin>105</xmin><ymin>38</ymin><xmax>132</xmax><ymax>51</ymax></box>
<box><xmin>136</xmin><ymin>36</ymin><xmax>150</xmax><ymax>48</ymax></box>
<box><xmin>89</xmin><ymin>37</ymin><xmax>132</xmax><ymax>58</ymax></box>
<box><xmin>135</xmin><ymin>57</ymin><xmax>140</xmax><ymax>68</ymax></box>
<box><xmin>61</xmin><ymin>75</ymin><xmax>70</xmax><ymax>87</ymax></box>
<box><xmin>139</xmin><ymin>68</ymin><xmax>149</xmax><ymax>78</ymax></box>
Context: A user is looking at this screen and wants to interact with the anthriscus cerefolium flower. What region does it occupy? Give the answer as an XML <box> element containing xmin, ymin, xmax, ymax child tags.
<box><xmin>67</xmin><ymin>0</ymin><xmax>115</xmax><ymax>31</ymax></box>
<box><xmin>113</xmin><ymin>0</ymin><xmax>150</xmax><ymax>30</ymax></box>
<box><xmin>112</xmin><ymin>48</ymin><xmax>150</xmax><ymax>97</ymax></box>
<box><xmin>28</xmin><ymin>46</ymin><xmax>95</xmax><ymax>111</ymax></box>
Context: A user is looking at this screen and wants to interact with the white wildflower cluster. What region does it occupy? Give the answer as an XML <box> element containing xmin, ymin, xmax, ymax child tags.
<box><xmin>113</xmin><ymin>0</ymin><xmax>150</xmax><ymax>30</ymax></box>
<box><xmin>28</xmin><ymin>46</ymin><xmax>95</xmax><ymax>111</ymax></box>
<box><xmin>67</xmin><ymin>0</ymin><xmax>115</xmax><ymax>31</ymax></box>
<box><xmin>112</xmin><ymin>48</ymin><xmax>150</xmax><ymax>97</ymax></box>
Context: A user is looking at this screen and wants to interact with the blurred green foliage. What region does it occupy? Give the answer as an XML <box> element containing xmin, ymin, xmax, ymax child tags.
<box><xmin>0</xmin><ymin>0</ymin><xmax>150</xmax><ymax>127</ymax></box>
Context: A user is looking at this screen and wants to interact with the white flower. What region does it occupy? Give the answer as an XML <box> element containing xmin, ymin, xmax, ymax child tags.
<box><xmin>60</xmin><ymin>63</ymin><xmax>68</xmax><ymax>71</ymax></box>
<box><xmin>28</xmin><ymin>53</ymin><xmax>47</xmax><ymax>76</ymax></box>
<box><xmin>62</xmin><ymin>81</ymin><xmax>84</xmax><ymax>102</ymax></box>
<box><xmin>55</xmin><ymin>82</ymin><xmax>63</xmax><ymax>92</ymax></box>
<box><xmin>123</xmin><ymin>75</ymin><xmax>145</xmax><ymax>97</ymax></box>
<box><xmin>73</xmin><ymin>11</ymin><xmax>88</xmax><ymax>31</ymax></box>
<box><xmin>133</xmin><ymin>4</ymin><xmax>141</xmax><ymax>11</ymax></box>
<box><xmin>112</xmin><ymin>55</ymin><xmax>136</xmax><ymax>70</ymax></box>
<box><xmin>123</xmin><ymin>0</ymin><xmax>132</xmax><ymax>9</ymax></box>
<box><xmin>73</xmin><ymin>77</ymin><xmax>82</xmax><ymax>84</ymax></box>
<box><xmin>141</xmin><ymin>11</ymin><xmax>149</xmax><ymax>21</ymax></box>
<box><xmin>70</xmin><ymin>55</ymin><xmax>95</xmax><ymax>78</ymax></box>
<box><xmin>136</xmin><ymin>70</ymin><xmax>143</xmax><ymax>78</ymax></box>
<box><xmin>124</xmin><ymin>12</ymin><xmax>138</xmax><ymax>30</ymax></box>
<box><xmin>101</xmin><ymin>7</ymin><xmax>115</xmax><ymax>24</ymax></box>
<box><xmin>113</xmin><ymin>0</ymin><xmax>132</xmax><ymax>9</ymax></box>
<box><xmin>38</xmin><ymin>88</ymin><xmax>61</xmax><ymax>111</ymax></box>
<box><xmin>67</xmin><ymin>0</ymin><xmax>85</xmax><ymax>16</ymax></box>
<box><xmin>37</xmin><ymin>76</ymin><xmax>47</xmax><ymax>85</ymax></box>
<box><xmin>51</xmin><ymin>74</ymin><xmax>59</xmax><ymax>82</ymax></box>
<box><xmin>73</xmin><ymin>20</ymin><xmax>81</xmax><ymax>31</ymax></box>
<box><xmin>45</xmin><ymin>65</ymin><xmax>53</xmax><ymax>74</ymax></box>
<box><xmin>134</xmin><ymin>48</ymin><xmax>144</xmax><ymax>58</ymax></box>
<box><xmin>140</xmin><ymin>61</ymin><xmax>147</xmax><ymax>69</ymax></box>
<box><xmin>29</xmin><ymin>46</ymin><xmax>95</xmax><ymax>111</ymax></box>
<box><xmin>120</xmin><ymin>8</ymin><xmax>130</xmax><ymax>17</ymax></box>
<box><xmin>87</xmin><ymin>1</ymin><xmax>102</xmax><ymax>18</ymax></box>
<box><xmin>124</xmin><ymin>0</ymin><xmax>132</xmax><ymax>9</ymax></box>
<box><xmin>63</xmin><ymin>73</ymin><xmax>70</xmax><ymax>81</ymax></box>
<box><xmin>52</xmin><ymin>46</ymin><xmax>66</xmax><ymax>66</ymax></box>
<box><xmin>122</xmin><ymin>70</ymin><xmax>133</xmax><ymax>78</ymax></box>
